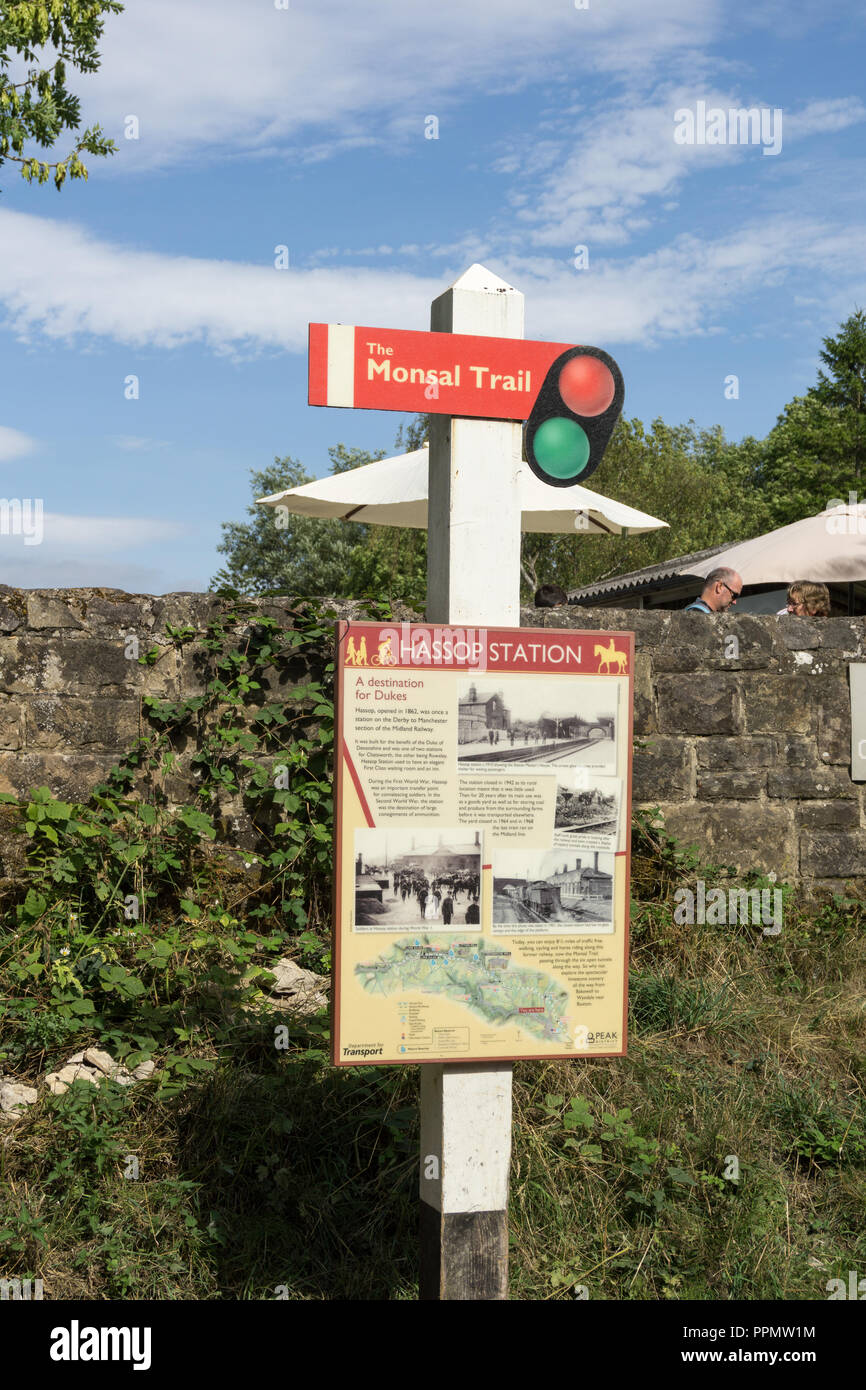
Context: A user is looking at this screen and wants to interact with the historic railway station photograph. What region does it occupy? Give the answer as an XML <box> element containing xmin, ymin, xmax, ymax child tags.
<box><xmin>492</xmin><ymin>848</ymin><xmax>614</xmax><ymax>930</ymax></box>
<box><xmin>553</xmin><ymin>774</ymin><xmax>620</xmax><ymax>845</ymax></box>
<box><xmin>456</xmin><ymin>676</ymin><xmax>618</xmax><ymax>772</ymax></box>
<box><xmin>354</xmin><ymin>826</ymin><xmax>482</xmax><ymax>928</ymax></box>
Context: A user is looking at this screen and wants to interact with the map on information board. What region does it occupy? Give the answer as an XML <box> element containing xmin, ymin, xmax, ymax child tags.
<box><xmin>332</xmin><ymin>622</ymin><xmax>633</xmax><ymax>1065</ymax></box>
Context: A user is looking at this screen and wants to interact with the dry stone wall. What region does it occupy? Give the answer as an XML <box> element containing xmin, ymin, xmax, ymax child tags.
<box><xmin>0</xmin><ymin>587</ymin><xmax>862</xmax><ymax>893</ymax></box>
<box><xmin>534</xmin><ymin>605</ymin><xmax>866</xmax><ymax>894</ymax></box>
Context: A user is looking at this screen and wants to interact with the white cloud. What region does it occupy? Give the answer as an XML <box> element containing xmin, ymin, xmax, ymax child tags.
<box><xmin>76</xmin><ymin>0</ymin><xmax>722</xmax><ymax>172</ymax></box>
<box><xmin>783</xmin><ymin>97</ymin><xmax>866</xmax><ymax>138</ymax></box>
<box><xmin>0</xmin><ymin>512</ymin><xmax>196</xmax><ymax>590</ymax></box>
<box><xmin>0</xmin><ymin>426</ymin><xmax>38</xmax><ymax>461</ymax></box>
<box><xmin>41</xmin><ymin>514</ymin><xmax>189</xmax><ymax>552</ymax></box>
<box><xmin>0</xmin><ymin>554</ymin><xmax>203</xmax><ymax>593</ymax></box>
<box><xmin>502</xmin><ymin>92</ymin><xmax>866</xmax><ymax>248</ymax></box>
<box><xmin>0</xmin><ymin>206</ymin><xmax>863</xmax><ymax>361</ymax></box>
<box><xmin>0</xmin><ymin>208</ymin><xmax>445</xmax><ymax>353</ymax></box>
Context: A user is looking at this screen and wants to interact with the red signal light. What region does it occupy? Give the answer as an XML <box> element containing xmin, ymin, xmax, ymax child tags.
<box><xmin>557</xmin><ymin>355</ymin><xmax>616</xmax><ymax>416</ymax></box>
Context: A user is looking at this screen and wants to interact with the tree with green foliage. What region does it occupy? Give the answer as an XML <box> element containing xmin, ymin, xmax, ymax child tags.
<box><xmin>213</xmin><ymin>422</ymin><xmax>432</xmax><ymax>608</ymax></box>
<box><xmin>757</xmin><ymin>309</ymin><xmax>866</xmax><ymax>527</ymax></box>
<box><xmin>520</xmin><ymin>416</ymin><xmax>770</xmax><ymax>598</ymax></box>
<box><xmin>211</xmin><ymin>445</ymin><xmax>384</xmax><ymax>598</ymax></box>
<box><xmin>345</xmin><ymin>414</ymin><xmax>429</xmax><ymax>610</ymax></box>
<box><xmin>0</xmin><ymin>0</ymin><xmax>122</xmax><ymax>191</ymax></box>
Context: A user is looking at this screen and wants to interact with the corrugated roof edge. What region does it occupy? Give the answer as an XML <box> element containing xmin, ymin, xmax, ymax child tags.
<box><xmin>567</xmin><ymin>542</ymin><xmax>731</xmax><ymax>602</ymax></box>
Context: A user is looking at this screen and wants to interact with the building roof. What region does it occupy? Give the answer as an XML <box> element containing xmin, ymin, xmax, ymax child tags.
<box><xmin>568</xmin><ymin>543</ymin><xmax>731</xmax><ymax>604</ymax></box>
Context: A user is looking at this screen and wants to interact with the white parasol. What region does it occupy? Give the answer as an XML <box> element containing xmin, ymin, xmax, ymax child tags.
<box><xmin>256</xmin><ymin>445</ymin><xmax>668</xmax><ymax>536</ymax></box>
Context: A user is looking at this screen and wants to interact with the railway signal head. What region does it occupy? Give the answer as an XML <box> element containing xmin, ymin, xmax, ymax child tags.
<box><xmin>524</xmin><ymin>346</ymin><xmax>624</xmax><ymax>487</ymax></box>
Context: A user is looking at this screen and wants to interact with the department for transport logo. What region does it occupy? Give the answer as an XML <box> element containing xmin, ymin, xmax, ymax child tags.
<box><xmin>342</xmin><ymin>1043</ymin><xmax>385</xmax><ymax>1058</ymax></box>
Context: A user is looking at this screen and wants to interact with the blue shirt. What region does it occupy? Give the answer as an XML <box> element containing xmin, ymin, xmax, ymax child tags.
<box><xmin>684</xmin><ymin>598</ymin><xmax>713</xmax><ymax>613</ymax></box>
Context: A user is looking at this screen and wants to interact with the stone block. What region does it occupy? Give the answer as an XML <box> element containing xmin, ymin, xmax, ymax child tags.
<box><xmin>44</xmin><ymin>1064</ymin><xmax>97</xmax><ymax>1095</ymax></box>
<box><xmin>0</xmin><ymin>598</ymin><xmax>23</xmax><ymax>632</ymax></box>
<box><xmin>539</xmin><ymin>608</ymin><xmax>670</xmax><ymax>652</ymax></box>
<box><xmin>805</xmin><ymin>878</ymin><xmax>866</xmax><ymax>900</ymax></box>
<box><xmin>0</xmin><ymin>804</ymin><xmax>28</xmax><ymax>878</ymax></box>
<box><xmin>633</xmin><ymin>651</ymin><xmax>656</xmax><ymax>735</ymax></box>
<box><xmin>179</xmin><ymin>644</ymin><xmax>213</xmax><ymax>697</ymax></box>
<box><xmin>779</xmin><ymin>735</ymin><xmax>819</xmax><ymax>767</ymax></box>
<box><xmin>767</xmin><ymin>767</ymin><xmax>855</xmax><ymax>799</ymax></box>
<box><xmin>26</xmin><ymin>594</ymin><xmax>86</xmax><ymax>630</ymax></box>
<box><xmin>656</xmin><ymin>674</ymin><xmax>739</xmax><ymax>736</ymax></box>
<box><xmin>741</xmin><ymin>675</ymin><xmax>814</xmax><ymax>735</ymax></box>
<box><xmin>151</xmin><ymin>593</ymin><xmax>223</xmax><ymax>634</ymax></box>
<box><xmin>703</xmin><ymin>615</ymin><xmax>778</xmax><ymax>670</ymax></box>
<box><xmin>651</xmin><ymin>612</ymin><xmax>719</xmax><ymax>673</ymax></box>
<box><xmin>777</xmin><ymin>617</ymin><xmax>822</xmax><ymax>651</ymax></box>
<box><xmin>800</xmin><ymin>831</ymin><xmax>866</xmax><ymax>878</ymax></box>
<box><xmin>0</xmin><ymin>1079</ymin><xmax>38</xmax><ymax>1121</ymax></box>
<box><xmin>696</xmin><ymin>771</ymin><xmax>765</xmax><ymax>800</ymax></box>
<box><xmin>813</xmin><ymin>617</ymin><xmax>865</xmax><ymax>653</ymax></box>
<box><xmin>0</xmin><ymin>752</ymin><xmax>122</xmax><ymax>802</ymax></box>
<box><xmin>656</xmin><ymin>802</ymin><xmax>795</xmax><ymax>878</ymax></box>
<box><xmin>0</xmin><ymin>697</ymin><xmax>21</xmax><ymax>749</ymax></box>
<box><xmin>632</xmin><ymin>737</ymin><xmax>690</xmax><ymax>801</ymax></box>
<box><xmin>83</xmin><ymin>1048</ymin><xmax>119</xmax><ymax>1076</ymax></box>
<box><xmin>796</xmin><ymin>801</ymin><xmax>860</xmax><ymax>829</ymax></box>
<box><xmin>80</xmin><ymin>593</ymin><xmax>157</xmax><ymax>636</ymax></box>
<box><xmin>0</xmin><ymin>638</ymin><xmax>176</xmax><ymax>697</ymax></box>
<box><xmin>25</xmin><ymin>698</ymin><xmax>140</xmax><ymax>752</ymax></box>
<box><xmin>695</xmin><ymin>736</ymin><xmax>775</xmax><ymax>770</ymax></box>
<box><xmin>813</xmin><ymin>677</ymin><xmax>853</xmax><ymax>765</ymax></box>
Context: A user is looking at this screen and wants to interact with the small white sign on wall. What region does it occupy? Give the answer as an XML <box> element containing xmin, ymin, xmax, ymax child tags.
<box><xmin>849</xmin><ymin>665</ymin><xmax>866</xmax><ymax>781</ymax></box>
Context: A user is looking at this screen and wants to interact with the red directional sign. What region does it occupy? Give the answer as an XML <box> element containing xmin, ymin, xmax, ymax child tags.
<box><xmin>309</xmin><ymin>322</ymin><xmax>575</xmax><ymax>420</ymax></box>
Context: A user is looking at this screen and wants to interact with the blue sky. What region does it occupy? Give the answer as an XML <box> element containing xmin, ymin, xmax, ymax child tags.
<box><xmin>1</xmin><ymin>0</ymin><xmax>864</xmax><ymax>592</ymax></box>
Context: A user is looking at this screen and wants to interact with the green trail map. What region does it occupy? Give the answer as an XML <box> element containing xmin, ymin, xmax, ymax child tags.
<box><xmin>355</xmin><ymin>935</ymin><xmax>570</xmax><ymax>1042</ymax></box>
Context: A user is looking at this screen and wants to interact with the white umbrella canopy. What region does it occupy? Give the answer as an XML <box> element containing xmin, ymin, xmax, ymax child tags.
<box><xmin>256</xmin><ymin>446</ymin><xmax>668</xmax><ymax>537</ymax></box>
<box><xmin>688</xmin><ymin>504</ymin><xmax>866</xmax><ymax>585</ymax></box>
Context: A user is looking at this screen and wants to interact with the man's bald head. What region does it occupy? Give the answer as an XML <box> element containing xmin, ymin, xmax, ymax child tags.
<box><xmin>699</xmin><ymin>567</ymin><xmax>743</xmax><ymax>612</ymax></box>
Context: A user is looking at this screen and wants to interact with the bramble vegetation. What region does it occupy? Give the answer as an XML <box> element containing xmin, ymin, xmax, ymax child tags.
<box><xmin>0</xmin><ymin>610</ymin><xmax>864</xmax><ymax>1299</ymax></box>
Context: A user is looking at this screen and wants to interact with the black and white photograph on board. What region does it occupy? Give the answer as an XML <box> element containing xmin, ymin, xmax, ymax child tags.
<box><xmin>553</xmin><ymin>773</ymin><xmax>622</xmax><ymax>853</ymax></box>
<box><xmin>457</xmin><ymin>676</ymin><xmax>618</xmax><ymax>774</ymax></box>
<box><xmin>492</xmin><ymin>848</ymin><xmax>614</xmax><ymax>934</ymax></box>
<box><xmin>354</xmin><ymin>826</ymin><xmax>482</xmax><ymax>930</ymax></box>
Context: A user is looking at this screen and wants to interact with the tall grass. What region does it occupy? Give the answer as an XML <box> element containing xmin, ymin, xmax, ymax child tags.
<box><xmin>1</xmin><ymin>812</ymin><xmax>864</xmax><ymax>1299</ymax></box>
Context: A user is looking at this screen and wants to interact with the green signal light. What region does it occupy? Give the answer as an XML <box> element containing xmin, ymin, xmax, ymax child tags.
<box><xmin>532</xmin><ymin>417</ymin><xmax>590</xmax><ymax>479</ymax></box>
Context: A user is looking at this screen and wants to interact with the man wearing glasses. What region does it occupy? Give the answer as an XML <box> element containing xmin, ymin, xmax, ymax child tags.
<box><xmin>684</xmin><ymin>568</ymin><xmax>744</xmax><ymax>613</ymax></box>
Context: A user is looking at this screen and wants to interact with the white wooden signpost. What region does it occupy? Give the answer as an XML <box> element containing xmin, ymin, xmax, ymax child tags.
<box><xmin>303</xmin><ymin>263</ymin><xmax>631</xmax><ymax>1301</ymax></box>
<box><xmin>420</xmin><ymin>265</ymin><xmax>523</xmax><ymax>1299</ymax></box>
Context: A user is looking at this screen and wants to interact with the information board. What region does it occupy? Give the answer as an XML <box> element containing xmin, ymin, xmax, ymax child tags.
<box><xmin>332</xmin><ymin>621</ymin><xmax>633</xmax><ymax>1066</ymax></box>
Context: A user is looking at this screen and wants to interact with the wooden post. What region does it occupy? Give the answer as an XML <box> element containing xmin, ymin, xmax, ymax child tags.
<box><xmin>420</xmin><ymin>263</ymin><xmax>524</xmax><ymax>1300</ymax></box>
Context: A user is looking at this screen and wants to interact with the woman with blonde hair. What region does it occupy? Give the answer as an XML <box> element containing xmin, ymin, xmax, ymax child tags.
<box><xmin>780</xmin><ymin>581</ymin><xmax>831</xmax><ymax>617</ymax></box>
